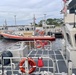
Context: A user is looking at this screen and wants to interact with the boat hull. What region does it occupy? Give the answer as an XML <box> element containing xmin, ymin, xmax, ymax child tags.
<box><xmin>0</xmin><ymin>33</ymin><xmax>56</xmax><ymax>41</ymax></box>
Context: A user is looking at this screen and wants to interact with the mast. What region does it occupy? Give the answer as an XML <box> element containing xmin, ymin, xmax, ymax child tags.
<box><xmin>3</xmin><ymin>19</ymin><xmax>7</xmax><ymax>30</ymax></box>
<box><xmin>5</xmin><ymin>19</ymin><xmax>7</xmax><ymax>26</ymax></box>
<box><xmin>44</xmin><ymin>14</ymin><xmax>46</xmax><ymax>24</ymax></box>
<box><xmin>44</xmin><ymin>14</ymin><xmax>47</xmax><ymax>35</ymax></box>
<box><xmin>33</xmin><ymin>14</ymin><xmax>36</xmax><ymax>25</ymax></box>
<box><xmin>61</xmin><ymin>0</ymin><xmax>69</xmax><ymax>59</ymax></box>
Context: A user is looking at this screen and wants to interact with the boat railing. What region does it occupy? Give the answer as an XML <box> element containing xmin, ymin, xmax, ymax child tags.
<box><xmin>22</xmin><ymin>40</ymin><xmax>53</xmax><ymax>51</ymax></box>
<box><xmin>0</xmin><ymin>56</ymin><xmax>68</xmax><ymax>75</ymax></box>
<box><xmin>0</xmin><ymin>56</ymin><xmax>57</xmax><ymax>75</ymax></box>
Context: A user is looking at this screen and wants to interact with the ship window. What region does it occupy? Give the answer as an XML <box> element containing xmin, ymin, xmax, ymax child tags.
<box><xmin>47</xmin><ymin>32</ymin><xmax>50</xmax><ymax>36</ymax></box>
<box><xmin>31</xmin><ymin>28</ymin><xmax>33</xmax><ymax>30</ymax></box>
<box><xmin>47</xmin><ymin>27</ymin><xmax>49</xmax><ymax>29</ymax></box>
<box><xmin>26</xmin><ymin>28</ymin><xmax>29</xmax><ymax>31</ymax></box>
<box><xmin>66</xmin><ymin>33</ymin><xmax>72</xmax><ymax>46</ymax></box>
<box><xmin>19</xmin><ymin>28</ymin><xmax>24</xmax><ymax>31</ymax></box>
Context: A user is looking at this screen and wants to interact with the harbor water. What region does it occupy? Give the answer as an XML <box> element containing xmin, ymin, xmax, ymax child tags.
<box><xmin>0</xmin><ymin>38</ymin><xmax>63</xmax><ymax>52</ymax></box>
<box><xmin>0</xmin><ymin>39</ymin><xmax>17</xmax><ymax>51</ymax></box>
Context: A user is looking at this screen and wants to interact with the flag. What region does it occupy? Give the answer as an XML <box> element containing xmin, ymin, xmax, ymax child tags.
<box><xmin>60</xmin><ymin>6</ymin><xmax>67</xmax><ymax>14</ymax></box>
<box><xmin>63</xmin><ymin>0</ymin><xmax>66</xmax><ymax>3</ymax></box>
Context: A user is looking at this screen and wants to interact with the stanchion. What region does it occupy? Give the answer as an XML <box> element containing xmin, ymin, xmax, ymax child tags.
<box><xmin>25</xmin><ymin>58</ymin><xmax>29</xmax><ymax>75</ymax></box>
<box><xmin>68</xmin><ymin>60</ymin><xmax>72</xmax><ymax>75</ymax></box>
<box><xmin>1</xmin><ymin>53</ymin><xmax>4</xmax><ymax>75</ymax></box>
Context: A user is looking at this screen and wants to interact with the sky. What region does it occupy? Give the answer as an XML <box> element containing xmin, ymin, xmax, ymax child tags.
<box><xmin>0</xmin><ymin>0</ymin><xmax>69</xmax><ymax>25</ymax></box>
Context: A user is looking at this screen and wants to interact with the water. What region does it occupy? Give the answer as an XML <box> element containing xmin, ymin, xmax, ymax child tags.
<box><xmin>0</xmin><ymin>39</ymin><xmax>63</xmax><ymax>52</ymax></box>
<box><xmin>0</xmin><ymin>39</ymin><xmax>17</xmax><ymax>51</ymax></box>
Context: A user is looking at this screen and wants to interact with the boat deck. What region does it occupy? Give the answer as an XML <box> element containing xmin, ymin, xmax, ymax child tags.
<box><xmin>2</xmin><ymin>49</ymin><xmax>67</xmax><ymax>75</ymax></box>
<box><xmin>0</xmin><ymin>39</ymin><xmax>76</xmax><ymax>75</ymax></box>
<box><xmin>28</xmin><ymin>49</ymin><xmax>67</xmax><ymax>73</ymax></box>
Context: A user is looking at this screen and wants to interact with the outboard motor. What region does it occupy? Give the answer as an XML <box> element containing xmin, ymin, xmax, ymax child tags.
<box><xmin>0</xmin><ymin>51</ymin><xmax>13</xmax><ymax>65</ymax></box>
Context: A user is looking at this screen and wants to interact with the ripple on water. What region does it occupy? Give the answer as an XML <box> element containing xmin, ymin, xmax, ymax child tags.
<box><xmin>0</xmin><ymin>39</ymin><xmax>17</xmax><ymax>51</ymax></box>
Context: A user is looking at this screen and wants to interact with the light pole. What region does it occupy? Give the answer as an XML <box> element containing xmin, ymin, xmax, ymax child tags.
<box><xmin>14</xmin><ymin>15</ymin><xmax>16</xmax><ymax>26</ymax></box>
<box><xmin>33</xmin><ymin>14</ymin><xmax>36</xmax><ymax>35</ymax></box>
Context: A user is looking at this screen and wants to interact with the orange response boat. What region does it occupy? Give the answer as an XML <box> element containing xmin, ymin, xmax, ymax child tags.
<box><xmin>0</xmin><ymin>32</ymin><xmax>55</xmax><ymax>41</ymax></box>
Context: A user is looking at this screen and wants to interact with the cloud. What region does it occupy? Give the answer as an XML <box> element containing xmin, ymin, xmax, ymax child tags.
<box><xmin>0</xmin><ymin>0</ymin><xmax>63</xmax><ymax>25</ymax></box>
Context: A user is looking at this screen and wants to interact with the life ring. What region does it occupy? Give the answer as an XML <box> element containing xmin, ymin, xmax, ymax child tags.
<box><xmin>35</xmin><ymin>40</ymin><xmax>48</xmax><ymax>48</ymax></box>
<box><xmin>36</xmin><ymin>29</ymin><xmax>39</xmax><ymax>32</ymax></box>
<box><xmin>19</xmin><ymin>58</ymin><xmax>36</xmax><ymax>74</ymax></box>
<box><xmin>35</xmin><ymin>40</ymin><xmax>42</xmax><ymax>48</ymax></box>
<box><xmin>44</xmin><ymin>41</ymin><xmax>48</xmax><ymax>45</ymax></box>
<box><xmin>39</xmin><ymin>31</ymin><xmax>45</xmax><ymax>36</ymax></box>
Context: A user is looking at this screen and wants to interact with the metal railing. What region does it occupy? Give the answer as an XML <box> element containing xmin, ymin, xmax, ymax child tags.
<box><xmin>0</xmin><ymin>57</ymin><xmax>56</xmax><ymax>75</ymax></box>
<box><xmin>0</xmin><ymin>56</ymin><xmax>69</xmax><ymax>75</ymax></box>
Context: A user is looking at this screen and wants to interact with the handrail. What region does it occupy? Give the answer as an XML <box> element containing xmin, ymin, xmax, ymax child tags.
<box><xmin>0</xmin><ymin>57</ymin><xmax>55</xmax><ymax>75</ymax></box>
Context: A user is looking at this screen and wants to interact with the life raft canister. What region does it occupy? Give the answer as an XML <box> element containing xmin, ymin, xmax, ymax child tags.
<box><xmin>19</xmin><ymin>58</ymin><xmax>36</xmax><ymax>74</ymax></box>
